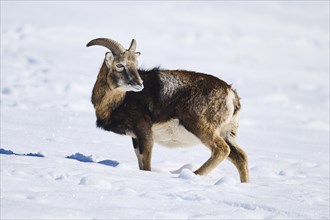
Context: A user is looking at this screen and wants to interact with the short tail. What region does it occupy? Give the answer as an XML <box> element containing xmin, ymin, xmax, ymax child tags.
<box><xmin>232</xmin><ymin>88</ymin><xmax>241</xmax><ymax>116</ymax></box>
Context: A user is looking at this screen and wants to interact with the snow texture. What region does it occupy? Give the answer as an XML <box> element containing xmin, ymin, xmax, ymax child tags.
<box><xmin>1</xmin><ymin>1</ymin><xmax>329</xmax><ymax>219</ymax></box>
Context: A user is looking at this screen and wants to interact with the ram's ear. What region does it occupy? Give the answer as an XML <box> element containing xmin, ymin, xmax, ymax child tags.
<box><xmin>105</xmin><ymin>52</ymin><xmax>114</xmax><ymax>69</ymax></box>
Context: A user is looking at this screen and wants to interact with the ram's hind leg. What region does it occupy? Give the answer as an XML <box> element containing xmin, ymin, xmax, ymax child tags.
<box><xmin>226</xmin><ymin>137</ymin><xmax>250</xmax><ymax>183</ymax></box>
<box><xmin>194</xmin><ymin>131</ymin><xmax>231</xmax><ymax>176</ymax></box>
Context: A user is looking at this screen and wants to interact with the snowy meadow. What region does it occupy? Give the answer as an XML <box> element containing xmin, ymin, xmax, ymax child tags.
<box><xmin>1</xmin><ymin>1</ymin><xmax>329</xmax><ymax>219</ymax></box>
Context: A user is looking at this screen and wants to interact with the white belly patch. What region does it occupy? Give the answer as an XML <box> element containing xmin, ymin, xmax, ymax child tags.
<box><xmin>152</xmin><ymin>119</ymin><xmax>201</xmax><ymax>147</ymax></box>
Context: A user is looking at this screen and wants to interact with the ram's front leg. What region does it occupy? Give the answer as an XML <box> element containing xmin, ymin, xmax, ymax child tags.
<box><xmin>134</xmin><ymin>120</ymin><xmax>153</xmax><ymax>171</ymax></box>
<box><xmin>132</xmin><ymin>138</ymin><xmax>143</xmax><ymax>170</ymax></box>
<box><xmin>138</xmin><ymin>132</ymin><xmax>153</xmax><ymax>171</ymax></box>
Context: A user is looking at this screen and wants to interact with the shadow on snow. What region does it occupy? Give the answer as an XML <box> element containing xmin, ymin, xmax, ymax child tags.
<box><xmin>0</xmin><ymin>148</ymin><xmax>45</xmax><ymax>157</ymax></box>
<box><xmin>66</xmin><ymin>152</ymin><xmax>119</xmax><ymax>167</ymax></box>
<box><xmin>0</xmin><ymin>148</ymin><xmax>119</xmax><ymax>167</ymax></box>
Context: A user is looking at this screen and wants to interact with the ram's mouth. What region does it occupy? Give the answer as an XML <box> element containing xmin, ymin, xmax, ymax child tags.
<box><xmin>117</xmin><ymin>82</ymin><xmax>144</xmax><ymax>92</ymax></box>
<box><xmin>130</xmin><ymin>83</ymin><xmax>144</xmax><ymax>92</ymax></box>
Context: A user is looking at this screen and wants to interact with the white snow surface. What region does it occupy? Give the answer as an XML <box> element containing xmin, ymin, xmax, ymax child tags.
<box><xmin>1</xmin><ymin>1</ymin><xmax>329</xmax><ymax>219</ymax></box>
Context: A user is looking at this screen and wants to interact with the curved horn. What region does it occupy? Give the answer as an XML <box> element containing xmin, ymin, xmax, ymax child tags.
<box><xmin>86</xmin><ymin>38</ymin><xmax>125</xmax><ymax>55</ymax></box>
<box><xmin>128</xmin><ymin>39</ymin><xmax>136</xmax><ymax>52</ymax></box>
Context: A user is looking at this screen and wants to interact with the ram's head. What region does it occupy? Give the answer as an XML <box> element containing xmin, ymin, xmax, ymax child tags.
<box><xmin>87</xmin><ymin>38</ymin><xmax>143</xmax><ymax>92</ymax></box>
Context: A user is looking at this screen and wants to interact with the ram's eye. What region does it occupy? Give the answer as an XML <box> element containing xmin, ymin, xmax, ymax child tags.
<box><xmin>116</xmin><ymin>64</ymin><xmax>124</xmax><ymax>68</ymax></box>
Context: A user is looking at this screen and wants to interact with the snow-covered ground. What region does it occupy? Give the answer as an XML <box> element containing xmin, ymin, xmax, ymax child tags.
<box><xmin>1</xmin><ymin>1</ymin><xmax>329</xmax><ymax>219</ymax></box>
